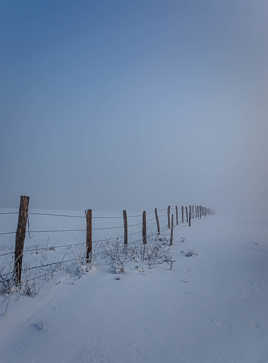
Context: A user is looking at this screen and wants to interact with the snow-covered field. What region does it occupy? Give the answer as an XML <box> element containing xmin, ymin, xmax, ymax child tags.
<box><xmin>1</xmin><ymin>212</ymin><xmax>268</xmax><ymax>363</ymax></box>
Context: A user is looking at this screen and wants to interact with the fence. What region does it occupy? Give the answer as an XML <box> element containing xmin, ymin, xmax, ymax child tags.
<box><xmin>0</xmin><ymin>196</ymin><xmax>212</xmax><ymax>287</ymax></box>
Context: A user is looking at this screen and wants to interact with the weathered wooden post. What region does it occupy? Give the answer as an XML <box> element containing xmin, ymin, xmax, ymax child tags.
<box><xmin>175</xmin><ymin>206</ymin><xmax>178</xmax><ymax>225</ymax></box>
<box><xmin>123</xmin><ymin>209</ymin><xmax>128</xmax><ymax>245</ymax></box>
<box><xmin>14</xmin><ymin>195</ymin><xmax>30</xmax><ymax>285</ymax></box>
<box><xmin>188</xmin><ymin>205</ymin><xmax>192</xmax><ymax>227</ymax></box>
<box><xmin>167</xmin><ymin>205</ymin><xmax>171</xmax><ymax>229</ymax></box>
<box><xmin>181</xmin><ymin>206</ymin><xmax>184</xmax><ymax>223</ymax></box>
<box><xmin>142</xmin><ymin>211</ymin><xmax>147</xmax><ymax>244</ymax></box>
<box><xmin>185</xmin><ymin>206</ymin><xmax>188</xmax><ymax>224</ymax></box>
<box><xmin>154</xmin><ymin>208</ymin><xmax>160</xmax><ymax>235</ymax></box>
<box><xmin>170</xmin><ymin>214</ymin><xmax>174</xmax><ymax>246</ymax></box>
<box><xmin>86</xmin><ymin>209</ymin><xmax>92</xmax><ymax>263</ymax></box>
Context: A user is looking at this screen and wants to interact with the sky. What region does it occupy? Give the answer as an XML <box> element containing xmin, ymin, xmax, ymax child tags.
<box><xmin>1</xmin><ymin>0</ymin><xmax>267</xmax><ymax>213</ymax></box>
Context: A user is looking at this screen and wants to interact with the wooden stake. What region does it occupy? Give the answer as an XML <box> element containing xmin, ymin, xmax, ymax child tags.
<box><xmin>86</xmin><ymin>209</ymin><xmax>92</xmax><ymax>263</ymax></box>
<box><xmin>154</xmin><ymin>208</ymin><xmax>160</xmax><ymax>235</ymax></box>
<box><xmin>181</xmin><ymin>206</ymin><xmax>184</xmax><ymax>223</ymax></box>
<box><xmin>167</xmin><ymin>205</ymin><xmax>171</xmax><ymax>229</ymax></box>
<box><xmin>175</xmin><ymin>206</ymin><xmax>178</xmax><ymax>225</ymax></box>
<box><xmin>170</xmin><ymin>214</ymin><xmax>174</xmax><ymax>246</ymax></box>
<box><xmin>123</xmin><ymin>209</ymin><xmax>128</xmax><ymax>245</ymax></box>
<box><xmin>142</xmin><ymin>211</ymin><xmax>147</xmax><ymax>244</ymax></box>
<box><xmin>188</xmin><ymin>205</ymin><xmax>191</xmax><ymax>227</ymax></box>
<box><xmin>185</xmin><ymin>206</ymin><xmax>188</xmax><ymax>223</ymax></box>
<box><xmin>14</xmin><ymin>195</ymin><xmax>30</xmax><ymax>285</ymax></box>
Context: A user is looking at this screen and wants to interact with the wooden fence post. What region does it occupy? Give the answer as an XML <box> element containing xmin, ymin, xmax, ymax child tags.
<box><xmin>181</xmin><ymin>206</ymin><xmax>184</xmax><ymax>223</ymax></box>
<box><xmin>14</xmin><ymin>195</ymin><xmax>30</xmax><ymax>285</ymax></box>
<box><xmin>123</xmin><ymin>209</ymin><xmax>128</xmax><ymax>245</ymax></box>
<box><xmin>188</xmin><ymin>205</ymin><xmax>191</xmax><ymax>227</ymax></box>
<box><xmin>154</xmin><ymin>208</ymin><xmax>160</xmax><ymax>235</ymax></box>
<box><xmin>175</xmin><ymin>206</ymin><xmax>178</xmax><ymax>225</ymax></box>
<box><xmin>170</xmin><ymin>214</ymin><xmax>174</xmax><ymax>246</ymax></box>
<box><xmin>185</xmin><ymin>206</ymin><xmax>188</xmax><ymax>224</ymax></box>
<box><xmin>86</xmin><ymin>209</ymin><xmax>92</xmax><ymax>263</ymax></box>
<box><xmin>142</xmin><ymin>211</ymin><xmax>147</xmax><ymax>244</ymax></box>
<box><xmin>167</xmin><ymin>205</ymin><xmax>171</xmax><ymax>229</ymax></box>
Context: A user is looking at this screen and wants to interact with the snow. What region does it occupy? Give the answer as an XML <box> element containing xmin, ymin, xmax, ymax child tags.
<box><xmin>1</xmin><ymin>213</ymin><xmax>268</xmax><ymax>363</ymax></box>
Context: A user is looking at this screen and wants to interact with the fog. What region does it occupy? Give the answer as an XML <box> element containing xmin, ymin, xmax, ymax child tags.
<box><xmin>1</xmin><ymin>0</ymin><xmax>267</xmax><ymax>214</ymax></box>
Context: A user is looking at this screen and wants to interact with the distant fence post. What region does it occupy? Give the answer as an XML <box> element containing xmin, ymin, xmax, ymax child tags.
<box><xmin>170</xmin><ymin>214</ymin><xmax>174</xmax><ymax>246</ymax></box>
<box><xmin>175</xmin><ymin>206</ymin><xmax>178</xmax><ymax>225</ymax></box>
<box><xmin>167</xmin><ymin>205</ymin><xmax>171</xmax><ymax>229</ymax></box>
<box><xmin>142</xmin><ymin>211</ymin><xmax>147</xmax><ymax>244</ymax></box>
<box><xmin>185</xmin><ymin>206</ymin><xmax>188</xmax><ymax>224</ymax></box>
<box><xmin>188</xmin><ymin>205</ymin><xmax>191</xmax><ymax>227</ymax></box>
<box><xmin>86</xmin><ymin>209</ymin><xmax>92</xmax><ymax>263</ymax></box>
<box><xmin>14</xmin><ymin>195</ymin><xmax>30</xmax><ymax>285</ymax></box>
<box><xmin>123</xmin><ymin>209</ymin><xmax>128</xmax><ymax>245</ymax></box>
<box><xmin>154</xmin><ymin>208</ymin><xmax>160</xmax><ymax>235</ymax></box>
<box><xmin>181</xmin><ymin>206</ymin><xmax>184</xmax><ymax>223</ymax></box>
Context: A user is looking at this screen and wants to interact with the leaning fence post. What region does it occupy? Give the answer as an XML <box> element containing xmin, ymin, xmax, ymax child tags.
<box><xmin>175</xmin><ymin>206</ymin><xmax>178</xmax><ymax>225</ymax></box>
<box><xmin>123</xmin><ymin>209</ymin><xmax>128</xmax><ymax>245</ymax></box>
<box><xmin>170</xmin><ymin>214</ymin><xmax>174</xmax><ymax>245</ymax></box>
<box><xmin>86</xmin><ymin>209</ymin><xmax>92</xmax><ymax>263</ymax></box>
<box><xmin>188</xmin><ymin>205</ymin><xmax>192</xmax><ymax>227</ymax></box>
<box><xmin>154</xmin><ymin>208</ymin><xmax>160</xmax><ymax>235</ymax></box>
<box><xmin>142</xmin><ymin>211</ymin><xmax>147</xmax><ymax>244</ymax></box>
<box><xmin>167</xmin><ymin>205</ymin><xmax>171</xmax><ymax>229</ymax></box>
<box><xmin>14</xmin><ymin>195</ymin><xmax>30</xmax><ymax>285</ymax></box>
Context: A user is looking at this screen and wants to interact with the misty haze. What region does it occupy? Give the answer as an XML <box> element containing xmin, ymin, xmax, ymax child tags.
<box><xmin>1</xmin><ymin>1</ymin><xmax>268</xmax><ymax>362</ymax></box>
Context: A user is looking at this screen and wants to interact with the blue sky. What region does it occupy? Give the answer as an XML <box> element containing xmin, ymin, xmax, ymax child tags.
<box><xmin>1</xmin><ymin>0</ymin><xmax>267</xmax><ymax>212</ymax></box>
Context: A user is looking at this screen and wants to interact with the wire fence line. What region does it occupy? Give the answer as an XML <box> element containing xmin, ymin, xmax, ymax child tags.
<box><xmin>0</xmin><ymin>199</ymin><xmax>212</xmax><ymax>289</ymax></box>
<box><xmin>0</xmin><ymin>209</ymin><xmax>158</xmax><ymax>218</ymax></box>
<box><xmin>0</xmin><ymin>213</ymin><xmax>167</xmax><ymax>236</ymax></box>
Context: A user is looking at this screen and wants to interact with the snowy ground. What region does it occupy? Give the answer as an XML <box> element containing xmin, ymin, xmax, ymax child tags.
<box><xmin>1</xmin><ymin>213</ymin><xmax>268</xmax><ymax>363</ymax></box>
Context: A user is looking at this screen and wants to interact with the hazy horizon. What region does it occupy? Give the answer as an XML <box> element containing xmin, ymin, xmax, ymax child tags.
<box><xmin>1</xmin><ymin>0</ymin><xmax>267</xmax><ymax>214</ymax></box>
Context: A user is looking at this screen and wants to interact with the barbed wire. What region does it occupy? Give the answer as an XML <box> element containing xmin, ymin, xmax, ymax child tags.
<box><xmin>0</xmin><ymin>251</ymin><xmax>14</xmax><ymax>257</ymax></box>
<box><xmin>22</xmin><ymin>257</ymin><xmax>84</xmax><ymax>272</ymax></box>
<box><xmin>29</xmin><ymin>212</ymin><xmax>84</xmax><ymax>218</ymax></box>
<box><xmin>0</xmin><ymin>231</ymin><xmax>16</xmax><ymax>236</ymax></box>
<box><xmin>0</xmin><ymin>212</ymin><xmax>18</xmax><ymax>215</ymax></box>
<box><xmin>0</xmin><ymin>211</ymin><xmax>187</xmax><ymax>262</ymax></box>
